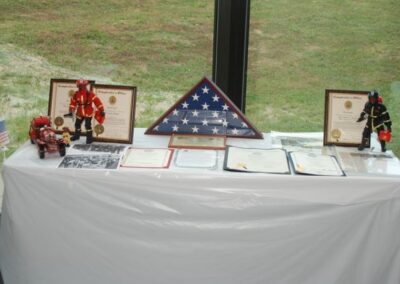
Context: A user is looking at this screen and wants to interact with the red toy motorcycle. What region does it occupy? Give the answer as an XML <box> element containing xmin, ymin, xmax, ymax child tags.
<box><xmin>29</xmin><ymin>116</ymin><xmax>67</xmax><ymax>159</ymax></box>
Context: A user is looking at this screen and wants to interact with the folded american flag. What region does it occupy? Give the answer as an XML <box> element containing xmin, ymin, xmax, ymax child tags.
<box><xmin>146</xmin><ymin>77</ymin><xmax>262</xmax><ymax>139</ymax></box>
<box><xmin>0</xmin><ymin>118</ymin><xmax>10</xmax><ymax>146</ymax></box>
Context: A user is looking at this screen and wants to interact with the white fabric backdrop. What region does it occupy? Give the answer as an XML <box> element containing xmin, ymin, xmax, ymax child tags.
<box><xmin>1</xmin><ymin>129</ymin><xmax>400</xmax><ymax>284</ymax></box>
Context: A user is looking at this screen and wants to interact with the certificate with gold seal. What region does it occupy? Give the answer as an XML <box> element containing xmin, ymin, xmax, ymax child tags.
<box><xmin>223</xmin><ymin>146</ymin><xmax>290</xmax><ymax>174</ymax></box>
<box><xmin>324</xmin><ymin>89</ymin><xmax>369</xmax><ymax>147</ymax></box>
<box><xmin>48</xmin><ymin>79</ymin><xmax>95</xmax><ymax>133</ymax></box>
<box><xmin>91</xmin><ymin>84</ymin><xmax>137</xmax><ymax>144</ymax></box>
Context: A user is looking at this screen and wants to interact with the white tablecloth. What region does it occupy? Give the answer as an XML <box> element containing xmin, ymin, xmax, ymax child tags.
<box><xmin>1</xmin><ymin>129</ymin><xmax>400</xmax><ymax>284</ymax></box>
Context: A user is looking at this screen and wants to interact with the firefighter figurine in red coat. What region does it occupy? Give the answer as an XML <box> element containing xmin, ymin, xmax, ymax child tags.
<box><xmin>356</xmin><ymin>90</ymin><xmax>392</xmax><ymax>152</ymax></box>
<box><xmin>64</xmin><ymin>79</ymin><xmax>105</xmax><ymax>144</ymax></box>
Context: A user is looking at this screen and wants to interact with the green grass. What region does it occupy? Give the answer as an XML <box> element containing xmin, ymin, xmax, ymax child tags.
<box><xmin>247</xmin><ymin>0</ymin><xmax>400</xmax><ymax>154</ymax></box>
<box><xmin>0</xmin><ymin>0</ymin><xmax>399</xmax><ymax>157</ymax></box>
<box><xmin>0</xmin><ymin>0</ymin><xmax>213</xmax><ymax>91</ymax></box>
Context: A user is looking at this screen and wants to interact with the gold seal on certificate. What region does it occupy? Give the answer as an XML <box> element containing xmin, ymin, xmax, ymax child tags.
<box><xmin>94</xmin><ymin>124</ymin><xmax>105</xmax><ymax>136</ymax></box>
<box><xmin>331</xmin><ymin>128</ymin><xmax>342</xmax><ymax>141</ymax></box>
<box><xmin>54</xmin><ymin>116</ymin><xmax>64</xmax><ymax>129</ymax></box>
<box><xmin>235</xmin><ymin>162</ymin><xmax>248</xmax><ymax>170</ymax></box>
<box><xmin>344</xmin><ymin>100</ymin><xmax>352</xmax><ymax>110</ymax></box>
<box><xmin>109</xmin><ymin>95</ymin><xmax>117</xmax><ymax>105</ymax></box>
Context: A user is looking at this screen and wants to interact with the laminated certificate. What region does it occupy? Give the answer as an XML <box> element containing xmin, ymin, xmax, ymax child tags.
<box><xmin>289</xmin><ymin>151</ymin><xmax>345</xmax><ymax>176</ymax></box>
<box><xmin>120</xmin><ymin>148</ymin><xmax>174</xmax><ymax>168</ymax></box>
<box><xmin>223</xmin><ymin>147</ymin><xmax>290</xmax><ymax>174</ymax></box>
<box><xmin>174</xmin><ymin>149</ymin><xmax>218</xmax><ymax>169</ymax></box>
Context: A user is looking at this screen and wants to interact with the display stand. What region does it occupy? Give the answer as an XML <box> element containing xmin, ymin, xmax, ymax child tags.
<box><xmin>1</xmin><ymin>129</ymin><xmax>400</xmax><ymax>284</ymax></box>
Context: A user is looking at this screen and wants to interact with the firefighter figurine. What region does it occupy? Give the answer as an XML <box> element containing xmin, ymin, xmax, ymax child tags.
<box><xmin>356</xmin><ymin>90</ymin><xmax>392</xmax><ymax>152</ymax></box>
<box><xmin>64</xmin><ymin>79</ymin><xmax>105</xmax><ymax>144</ymax></box>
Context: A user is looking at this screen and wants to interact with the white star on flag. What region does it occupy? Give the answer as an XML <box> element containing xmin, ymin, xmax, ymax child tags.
<box><xmin>182</xmin><ymin>101</ymin><xmax>189</xmax><ymax>109</ymax></box>
<box><xmin>231</xmin><ymin>128</ymin><xmax>239</xmax><ymax>135</ymax></box>
<box><xmin>202</xmin><ymin>119</ymin><xmax>208</xmax><ymax>126</ymax></box>
<box><xmin>192</xmin><ymin>110</ymin><xmax>199</xmax><ymax>117</ymax></box>
<box><xmin>173</xmin><ymin>109</ymin><xmax>179</xmax><ymax>116</ymax></box>
<box><xmin>232</xmin><ymin>113</ymin><xmax>238</xmax><ymax>119</ymax></box>
<box><xmin>202</xmin><ymin>102</ymin><xmax>209</xmax><ymax>110</ymax></box>
<box><xmin>172</xmin><ymin>125</ymin><xmax>179</xmax><ymax>132</ymax></box>
<box><xmin>212</xmin><ymin>95</ymin><xmax>219</xmax><ymax>102</ymax></box>
<box><xmin>163</xmin><ymin>118</ymin><xmax>169</xmax><ymax>124</ymax></box>
<box><xmin>222</xmin><ymin>119</ymin><xmax>228</xmax><ymax>127</ymax></box>
<box><xmin>212</xmin><ymin>111</ymin><xmax>219</xmax><ymax>118</ymax></box>
<box><xmin>202</xmin><ymin>86</ymin><xmax>209</xmax><ymax>94</ymax></box>
<box><xmin>192</xmin><ymin>126</ymin><xmax>199</xmax><ymax>133</ymax></box>
<box><xmin>241</xmin><ymin>122</ymin><xmax>248</xmax><ymax>128</ymax></box>
<box><xmin>212</xmin><ymin>127</ymin><xmax>219</xmax><ymax>134</ymax></box>
<box><xmin>182</xmin><ymin>118</ymin><xmax>189</xmax><ymax>125</ymax></box>
<box><xmin>192</xmin><ymin>93</ymin><xmax>199</xmax><ymax>101</ymax></box>
<box><xmin>222</xmin><ymin>104</ymin><xmax>229</xmax><ymax>111</ymax></box>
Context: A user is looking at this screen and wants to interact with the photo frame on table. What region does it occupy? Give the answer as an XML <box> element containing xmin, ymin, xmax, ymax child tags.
<box><xmin>324</xmin><ymin>89</ymin><xmax>369</xmax><ymax>147</ymax></box>
<box><xmin>48</xmin><ymin>79</ymin><xmax>137</xmax><ymax>144</ymax></box>
<box><xmin>91</xmin><ymin>84</ymin><xmax>136</xmax><ymax>144</ymax></box>
<box><xmin>48</xmin><ymin>78</ymin><xmax>95</xmax><ymax>134</ymax></box>
<box><xmin>168</xmin><ymin>134</ymin><xmax>226</xmax><ymax>150</ymax></box>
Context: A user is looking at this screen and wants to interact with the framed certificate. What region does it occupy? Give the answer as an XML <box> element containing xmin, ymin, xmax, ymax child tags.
<box><xmin>91</xmin><ymin>84</ymin><xmax>136</xmax><ymax>144</ymax></box>
<box><xmin>324</xmin><ymin>89</ymin><xmax>369</xmax><ymax>147</ymax></box>
<box><xmin>48</xmin><ymin>79</ymin><xmax>95</xmax><ymax>133</ymax></box>
<box><xmin>48</xmin><ymin>79</ymin><xmax>136</xmax><ymax>144</ymax></box>
<box><xmin>168</xmin><ymin>134</ymin><xmax>226</xmax><ymax>150</ymax></box>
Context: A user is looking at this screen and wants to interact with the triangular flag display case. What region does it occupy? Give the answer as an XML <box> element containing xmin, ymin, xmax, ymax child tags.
<box><xmin>145</xmin><ymin>77</ymin><xmax>263</xmax><ymax>139</ymax></box>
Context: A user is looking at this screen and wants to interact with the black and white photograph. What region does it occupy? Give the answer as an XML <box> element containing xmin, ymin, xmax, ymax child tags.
<box><xmin>58</xmin><ymin>154</ymin><xmax>121</xmax><ymax>169</ymax></box>
<box><xmin>71</xmin><ymin>143</ymin><xmax>127</xmax><ymax>154</ymax></box>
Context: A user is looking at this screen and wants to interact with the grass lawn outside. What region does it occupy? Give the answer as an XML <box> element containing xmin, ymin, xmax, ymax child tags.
<box><xmin>0</xmin><ymin>0</ymin><xmax>399</xmax><ymax>158</ymax></box>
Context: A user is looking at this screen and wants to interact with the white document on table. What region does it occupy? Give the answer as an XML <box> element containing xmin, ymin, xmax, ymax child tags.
<box><xmin>120</xmin><ymin>148</ymin><xmax>173</xmax><ymax>168</ymax></box>
<box><xmin>174</xmin><ymin>149</ymin><xmax>218</xmax><ymax>169</ymax></box>
<box><xmin>289</xmin><ymin>151</ymin><xmax>345</xmax><ymax>176</ymax></box>
<box><xmin>224</xmin><ymin>146</ymin><xmax>290</xmax><ymax>174</ymax></box>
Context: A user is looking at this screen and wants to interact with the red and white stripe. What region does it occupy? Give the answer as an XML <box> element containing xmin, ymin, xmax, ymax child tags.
<box><xmin>0</xmin><ymin>131</ymin><xmax>10</xmax><ymax>145</ymax></box>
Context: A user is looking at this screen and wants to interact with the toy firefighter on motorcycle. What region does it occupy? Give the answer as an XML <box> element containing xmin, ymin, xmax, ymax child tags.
<box><xmin>356</xmin><ymin>90</ymin><xmax>392</xmax><ymax>152</ymax></box>
<box><xmin>64</xmin><ymin>79</ymin><xmax>105</xmax><ymax>144</ymax></box>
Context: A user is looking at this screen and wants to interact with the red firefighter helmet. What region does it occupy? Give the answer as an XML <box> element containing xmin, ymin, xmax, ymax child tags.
<box><xmin>76</xmin><ymin>79</ymin><xmax>89</xmax><ymax>88</ymax></box>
